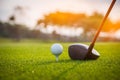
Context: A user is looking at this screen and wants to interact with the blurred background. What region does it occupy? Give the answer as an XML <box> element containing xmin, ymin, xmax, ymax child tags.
<box><xmin>0</xmin><ymin>0</ymin><xmax>120</xmax><ymax>42</ymax></box>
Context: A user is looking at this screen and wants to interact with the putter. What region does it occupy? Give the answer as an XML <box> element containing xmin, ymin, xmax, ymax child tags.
<box><xmin>68</xmin><ymin>0</ymin><xmax>116</xmax><ymax>60</ymax></box>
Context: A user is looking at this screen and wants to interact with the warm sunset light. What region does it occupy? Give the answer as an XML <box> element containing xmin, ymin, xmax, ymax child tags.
<box><xmin>0</xmin><ymin>0</ymin><xmax>120</xmax><ymax>40</ymax></box>
<box><xmin>0</xmin><ymin>0</ymin><xmax>120</xmax><ymax>26</ymax></box>
<box><xmin>0</xmin><ymin>1</ymin><xmax>120</xmax><ymax>80</ymax></box>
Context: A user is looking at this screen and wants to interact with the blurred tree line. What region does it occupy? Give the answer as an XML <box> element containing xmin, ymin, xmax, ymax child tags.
<box><xmin>0</xmin><ymin>21</ymin><xmax>81</xmax><ymax>42</ymax></box>
<box><xmin>0</xmin><ymin>10</ymin><xmax>120</xmax><ymax>42</ymax></box>
<box><xmin>37</xmin><ymin>11</ymin><xmax>120</xmax><ymax>32</ymax></box>
<box><xmin>36</xmin><ymin>11</ymin><xmax>120</xmax><ymax>41</ymax></box>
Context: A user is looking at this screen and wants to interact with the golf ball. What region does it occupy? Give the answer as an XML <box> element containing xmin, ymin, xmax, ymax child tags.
<box><xmin>51</xmin><ymin>43</ymin><xmax>63</xmax><ymax>56</ymax></box>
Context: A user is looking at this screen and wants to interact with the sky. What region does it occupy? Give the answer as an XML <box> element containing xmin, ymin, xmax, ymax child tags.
<box><xmin>0</xmin><ymin>0</ymin><xmax>120</xmax><ymax>37</ymax></box>
<box><xmin>0</xmin><ymin>0</ymin><xmax>120</xmax><ymax>27</ymax></box>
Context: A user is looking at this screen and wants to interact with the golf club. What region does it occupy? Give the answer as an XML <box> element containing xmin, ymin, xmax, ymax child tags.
<box><xmin>68</xmin><ymin>0</ymin><xmax>116</xmax><ymax>60</ymax></box>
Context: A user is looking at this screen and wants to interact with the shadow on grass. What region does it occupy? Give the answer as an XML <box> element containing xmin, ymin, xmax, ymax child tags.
<box><xmin>35</xmin><ymin>59</ymin><xmax>96</xmax><ymax>80</ymax></box>
<box><xmin>52</xmin><ymin>60</ymin><xmax>84</xmax><ymax>80</ymax></box>
<box><xmin>36</xmin><ymin>59</ymin><xmax>96</xmax><ymax>66</ymax></box>
<box><xmin>36</xmin><ymin>59</ymin><xmax>73</xmax><ymax>66</ymax></box>
<box><xmin>51</xmin><ymin>59</ymin><xmax>97</xmax><ymax>80</ymax></box>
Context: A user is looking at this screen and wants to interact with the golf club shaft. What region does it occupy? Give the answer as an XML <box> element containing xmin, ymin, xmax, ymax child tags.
<box><xmin>85</xmin><ymin>0</ymin><xmax>116</xmax><ymax>59</ymax></box>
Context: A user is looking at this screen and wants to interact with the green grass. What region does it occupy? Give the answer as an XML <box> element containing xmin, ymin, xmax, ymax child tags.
<box><xmin>0</xmin><ymin>41</ymin><xmax>120</xmax><ymax>80</ymax></box>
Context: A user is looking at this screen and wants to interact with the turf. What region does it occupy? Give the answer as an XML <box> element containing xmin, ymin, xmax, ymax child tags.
<box><xmin>0</xmin><ymin>42</ymin><xmax>120</xmax><ymax>80</ymax></box>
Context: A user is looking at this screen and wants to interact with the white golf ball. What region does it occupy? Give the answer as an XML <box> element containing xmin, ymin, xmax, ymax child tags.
<box><xmin>51</xmin><ymin>43</ymin><xmax>63</xmax><ymax>56</ymax></box>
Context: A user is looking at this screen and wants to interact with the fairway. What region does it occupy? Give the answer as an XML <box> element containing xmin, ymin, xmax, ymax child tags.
<box><xmin>0</xmin><ymin>42</ymin><xmax>120</xmax><ymax>80</ymax></box>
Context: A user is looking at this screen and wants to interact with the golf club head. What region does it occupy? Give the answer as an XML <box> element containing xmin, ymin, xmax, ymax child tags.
<box><xmin>68</xmin><ymin>43</ymin><xmax>100</xmax><ymax>60</ymax></box>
